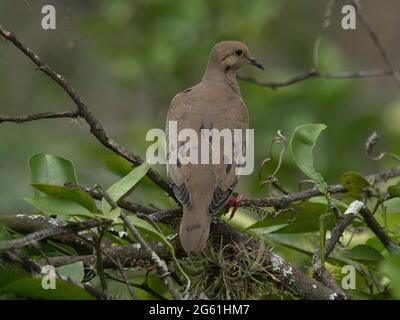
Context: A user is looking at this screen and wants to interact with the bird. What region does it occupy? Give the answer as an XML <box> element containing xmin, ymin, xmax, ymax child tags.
<box><xmin>166</xmin><ymin>40</ymin><xmax>264</xmax><ymax>253</ymax></box>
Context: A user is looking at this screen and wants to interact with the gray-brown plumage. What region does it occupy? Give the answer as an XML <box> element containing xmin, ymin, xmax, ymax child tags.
<box><xmin>166</xmin><ymin>41</ymin><xmax>263</xmax><ymax>253</ymax></box>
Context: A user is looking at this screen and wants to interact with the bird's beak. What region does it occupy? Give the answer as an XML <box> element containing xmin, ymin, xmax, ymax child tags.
<box><xmin>248</xmin><ymin>57</ymin><xmax>264</xmax><ymax>70</ymax></box>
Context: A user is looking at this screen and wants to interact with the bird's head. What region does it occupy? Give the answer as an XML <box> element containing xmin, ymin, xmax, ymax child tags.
<box><xmin>209</xmin><ymin>40</ymin><xmax>264</xmax><ymax>72</ymax></box>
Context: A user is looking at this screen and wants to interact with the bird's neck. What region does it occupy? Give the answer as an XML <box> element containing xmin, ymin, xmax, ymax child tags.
<box><xmin>202</xmin><ymin>63</ymin><xmax>241</xmax><ymax>95</ymax></box>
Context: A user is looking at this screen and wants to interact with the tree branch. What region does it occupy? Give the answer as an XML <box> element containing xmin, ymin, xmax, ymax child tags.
<box><xmin>0</xmin><ymin>217</ymin><xmax>109</xmax><ymax>251</ymax></box>
<box><xmin>0</xmin><ymin>14</ymin><xmax>399</xmax><ymax>300</ymax></box>
<box><xmin>312</xmin><ymin>201</ymin><xmax>364</xmax><ymax>297</ymax></box>
<box><xmin>211</xmin><ymin>220</ymin><xmax>346</xmax><ymax>300</ymax></box>
<box><xmin>239</xmin><ymin>69</ymin><xmax>392</xmax><ymax>90</ymax></box>
<box><xmin>38</xmin><ymin>243</ymin><xmax>170</xmax><ymax>269</ymax></box>
<box><xmin>2</xmin><ymin>249</ymin><xmax>109</xmax><ymax>300</ymax></box>
<box><xmin>351</xmin><ymin>0</ymin><xmax>400</xmax><ymax>90</ymax></box>
<box><xmin>240</xmin><ymin>0</ymin><xmax>399</xmax><ymax>91</ymax></box>
<box><xmin>0</xmin><ymin>111</ymin><xmax>79</xmax><ymax>124</ymax></box>
<box><xmin>1</xmin><ymin>211</ymin><xmax>344</xmax><ymax>299</ymax></box>
<box><xmin>0</xmin><ymin>24</ymin><xmax>175</xmax><ymax>200</ymax></box>
<box><xmin>359</xmin><ymin>207</ymin><xmax>400</xmax><ymax>255</ymax></box>
<box><xmin>239</xmin><ymin>166</ymin><xmax>400</xmax><ymax>209</ymax></box>
<box><xmin>94</xmin><ymin>185</ymin><xmax>182</xmax><ymax>300</ymax></box>
<box><xmin>2</xmin><ymin>161</ymin><xmax>400</xmax><ymax>299</ymax></box>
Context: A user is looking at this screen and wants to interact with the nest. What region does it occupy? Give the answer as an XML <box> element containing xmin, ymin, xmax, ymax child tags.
<box><xmin>182</xmin><ymin>239</ymin><xmax>277</xmax><ymax>300</ymax></box>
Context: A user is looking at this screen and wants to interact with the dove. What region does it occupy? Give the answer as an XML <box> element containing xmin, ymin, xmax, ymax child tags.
<box><xmin>166</xmin><ymin>40</ymin><xmax>263</xmax><ymax>253</ymax></box>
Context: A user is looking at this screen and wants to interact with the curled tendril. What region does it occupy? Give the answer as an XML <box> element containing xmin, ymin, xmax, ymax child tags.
<box><xmin>270</xmin><ymin>207</ymin><xmax>298</xmax><ymax>224</ymax></box>
<box><xmin>258</xmin><ymin>130</ymin><xmax>287</xmax><ymax>193</ymax></box>
<box><xmin>286</xmin><ymin>207</ymin><xmax>299</xmax><ymax>224</ymax></box>
<box><xmin>365</xmin><ymin>131</ymin><xmax>400</xmax><ymax>162</ymax></box>
<box><xmin>244</xmin><ymin>204</ymin><xmax>274</xmax><ymax>218</ymax></box>
<box><xmin>322</xmin><ymin>0</ymin><xmax>336</xmax><ymax>29</ymax></box>
<box><xmin>244</xmin><ymin>204</ymin><xmax>298</xmax><ymax>225</ymax></box>
<box><xmin>313</xmin><ymin>0</ymin><xmax>336</xmax><ymax>69</ymax></box>
<box><xmin>298</xmin><ymin>179</ymin><xmax>317</xmax><ymax>191</ymax></box>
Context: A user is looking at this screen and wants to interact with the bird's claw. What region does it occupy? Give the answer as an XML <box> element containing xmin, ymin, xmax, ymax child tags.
<box><xmin>226</xmin><ymin>194</ymin><xmax>244</xmax><ymax>220</ymax></box>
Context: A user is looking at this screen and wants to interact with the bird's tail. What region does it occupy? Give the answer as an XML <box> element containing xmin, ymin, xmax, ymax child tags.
<box><xmin>179</xmin><ymin>204</ymin><xmax>212</xmax><ymax>253</ymax></box>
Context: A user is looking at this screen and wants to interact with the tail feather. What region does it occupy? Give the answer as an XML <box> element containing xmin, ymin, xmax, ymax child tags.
<box><xmin>179</xmin><ymin>206</ymin><xmax>212</xmax><ymax>253</ymax></box>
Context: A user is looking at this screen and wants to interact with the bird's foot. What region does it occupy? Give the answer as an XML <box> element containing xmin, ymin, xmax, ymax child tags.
<box><xmin>225</xmin><ymin>194</ymin><xmax>244</xmax><ymax>220</ymax></box>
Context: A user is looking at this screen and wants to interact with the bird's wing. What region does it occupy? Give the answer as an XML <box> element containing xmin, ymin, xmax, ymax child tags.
<box><xmin>166</xmin><ymin>83</ymin><xmax>248</xmax><ymax>213</ymax></box>
<box><xmin>166</xmin><ymin>87</ymin><xmax>198</xmax><ymax>209</ymax></box>
<box><xmin>208</xmin><ymin>96</ymin><xmax>248</xmax><ymax>214</ymax></box>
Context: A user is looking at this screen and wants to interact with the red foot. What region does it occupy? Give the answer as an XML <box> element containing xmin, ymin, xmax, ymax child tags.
<box><xmin>225</xmin><ymin>194</ymin><xmax>244</xmax><ymax>220</ymax></box>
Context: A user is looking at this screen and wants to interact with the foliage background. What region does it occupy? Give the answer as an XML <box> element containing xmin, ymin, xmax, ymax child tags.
<box><xmin>1</xmin><ymin>0</ymin><xmax>400</xmax><ymax>299</ymax></box>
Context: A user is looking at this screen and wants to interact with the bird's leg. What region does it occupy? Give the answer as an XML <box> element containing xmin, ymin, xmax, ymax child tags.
<box><xmin>225</xmin><ymin>194</ymin><xmax>244</xmax><ymax>220</ymax></box>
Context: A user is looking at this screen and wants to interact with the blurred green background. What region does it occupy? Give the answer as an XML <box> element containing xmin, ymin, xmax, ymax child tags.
<box><xmin>1</xmin><ymin>0</ymin><xmax>399</xmax><ymax>214</ymax></box>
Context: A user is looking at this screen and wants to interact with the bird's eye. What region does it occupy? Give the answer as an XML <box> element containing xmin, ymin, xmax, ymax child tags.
<box><xmin>234</xmin><ymin>48</ymin><xmax>242</xmax><ymax>56</ymax></box>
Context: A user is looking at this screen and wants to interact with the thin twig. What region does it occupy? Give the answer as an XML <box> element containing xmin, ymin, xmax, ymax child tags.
<box><xmin>240</xmin><ymin>0</ymin><xmax>398</xmax><ymax>90</ymax></box>
<box><xmin>3</xmin><ymin>213</ymin><xmax>344</xmax><ymax>300</ymax></box>
<box><xmin>315</xmin><ymin>0</ymin><xmax>337</xmax><ymax>65</ymax></box>
<box><xmin>312</xmin><ymin>200</ymin><xmax>364</xmax><ymax>297</ymax></box>
<box><xmin>359</xmin><ymin>207</ymin><xmax>400</xmax><ymax>255</ymax></box>
<box><xmin>352</xmin><ymin>0</ymin><xmax>400</xmax><ymax>91</ymax></box>
<box><xmin>93</xmin><ymin>229</ymin><xmax>108</xmax><ymax>292</ymax></box>
<box><xmin>211</xmin><ymin>220</ymin><xmax>346</xmax><ymax>300</ymax></box>
<box><xmin>0</xmin><ymin>110</ymin><xmax>79</xmax><ymax>123</ymax></box>
<box><xmin>94</xmin><ymin>185</ymin><xmax>182</xmax><ymax>300</ymax></box>
<box><xmin>239</xmin><ymin>166</ymin><xmax>400</xmax><ymax>209</ymax></box>
<box><xmin>258</xmin><ymin>130</ymin><xmax>287</xmax><ymax>194</ymax></box>
<box><xmin>0</xmin><ymin>24</ymin><xmax>175</xmax><ymax>200</ymax></box>
<box><xmin>101</xmin><ymin>252</ymin><xmax>137</xmax><ymax>300</ymax></box>
<box><xmin>38</xmin><ymin>243</ymin><xmax>170</xmax><ymax>269</ymax></box>
<box><xmin>239</xmin><ymin>69</ymin><xmax>392</xmax><ymax>90</ymax></box>
<box><xmin>365</xmin><ymin>132</ymin><xmax>400</xmax><ymax>162</ymax></box>
<box><xmin>1</xmin><ymin>18</ymin><xmax>399</xmax><ymax>301</ymax></box>
<box><xmin>0</xmin><ymin>218</ymin><xmax>108</xmax><ymax>251</ymax></box>
<box><xmin>2</xmin><ymin>249</ymin><xmax>109</xmax><ymax>300</ymax></box>
<box><xmin>105</xmin><ymin>272</ymin><xmax>166</xmax><ymax>300</ymax></box>
<box><xmin>64</xmin><ymin>183</ymin><xmax>157</xmax><ymax>215</ymax></box>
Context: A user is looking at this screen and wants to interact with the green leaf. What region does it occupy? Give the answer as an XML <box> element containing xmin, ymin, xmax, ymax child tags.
<box><xmin>102</xmin><ymin>161</ymin><xmax>150</xmax><ymax>214</ymax></box>
<box><xmin>263</xmin><ymin>233</ymin><xmax>362</xmax><ymax>268</ymax></box>
<box><xmin>3</xmin><ymin>277</ymin><xmax>95</xmax><ymax>300</ymax></box>
<box><xmin>343</xmin><ymin>244</ymin><xmax>384</xmax><ymax>264</ymax></box>
<box><xmin>263</xmin><ymin>233</ymin><xmax>317</xmax><ymax>256</ymax></box>
<box><xmin>375</xmin><ymin>212</ymin><xmax>400</xmax><ymax>234</ymax></box>
<box><xmin>103</xmin><ymin>155</ymin><xmax>132</xmax><ymax>177</ymax></box>
<box><xmin>31</xmin><ymin>184</ymin><xmax>97</xmax><ymax>213</ymax></box>
<box><xmin>24</xmin><ymin>195</ymin><xmax>95</xmax><ymax>218</ymax></box>
<box><xmin>365</xmin><ymin>236</ymin><xmax>386</xmax><ymax>253</ymax></box>
<box><xmin>340</xmin><ymin>171</ymin><xmax>370</xmax><ymax>202</ymax></box>
<box><xmin>0</xmin><ymin>224</ymin><xmax>10</xmax><ymax>242</ymax></box>
<box><xmin>46</xmin><ymin>240</ymin><xmax>79</xmax><ymax>256</ymax></box>
<box><xmin>29</xmin><ymin>154</ymin><xmax>77</xmax><ymax>196</ymax></box>
<box><xmin>124</xmin><ymin>215</ymin><xmax>164</xmax><ymax>241</ymax></box>
<box><xmin>247</xmin><ymin>202</ymin><xmax>336</xmax><ymax>234</ymax></box>
<box><xmin>104</xmin><ymin>230</ymin><xmax>130</xmax><ymax>246</ymax></box>
<box><xmin>379</xmin><ymin>256</ymin><xmax>400</xmax><ymax>299</ymax></box>
<box><xmin>108</xmin><ymin>207</ymin><xmax>122</xmax><ymax>222</ymax></box>
<box><xmin>388</xmin><ymin>180</ymin><xmax>400</xmax><ymax>198</ymax></box>
<box><xmin>128</xmin><ymin>271</ymin><xmax>170</xmax><ymax>300</ymax></box>
<box><xmin>90</xmin><ymin>271</ymin><xmax>169</xmax><ymax>300</ymax></box>
<box><xmin>56</xmin><ymin>262</ymin><xmax>84</xmax><ymax>283</ymax></box>
<box><xmin>290</xmin><ymin>124</ymin><xmax>328</xmax><ymax>193</ymax></box>
<box><xmin>119</xmin><ymin>215</ymin><xmax>174</xmax><ymax>252</ymax></box>
<box><xmin>319</xmin><ymin>213</ymin><xmax>327</xmax><ymax>267</ymax></box>
<box><xmin>0</xmin><ymin>265</ymin><xmax>30</xmax><ymax>287</ymax></box>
